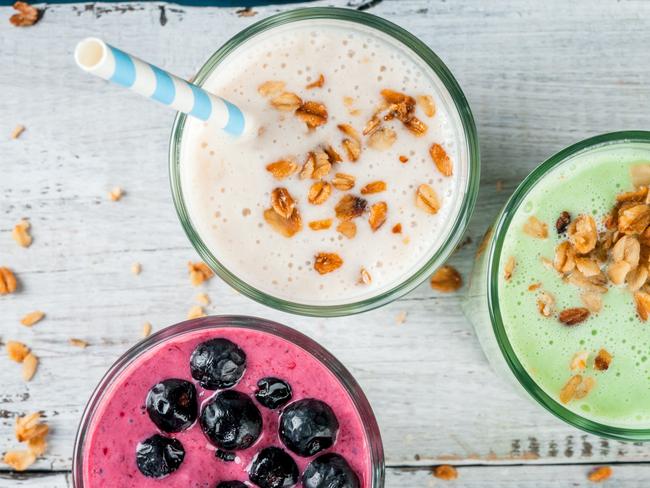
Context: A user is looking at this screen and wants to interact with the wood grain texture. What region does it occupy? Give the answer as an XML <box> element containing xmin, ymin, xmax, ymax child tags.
<box><xmin>2</xmin><ymin>464</ymin><xmax>649</xmax><ymax>487</ymax></box>
<box><xmin>2</xmin><ymin>0</ymin><xmax>650</xmax><ymax>484</ymax></box>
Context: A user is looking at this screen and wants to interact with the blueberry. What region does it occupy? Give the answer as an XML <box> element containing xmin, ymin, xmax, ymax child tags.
<box><xmin>135</xmin><ymin>434</ymin><xmax>184</xmax><ymax>478</ymax></box>
<box><xmin>255</xmin><ymin>377</ymin><xmax>292</xmax><ymax>409</ymax></box>
<box><xmin>190</xmin><ymin>338</ymin><xmax>246</xmax><ymax>390</ymax></box>
<box><xmin>303</xmin><ymin>453</ymin><xmax>360</xmax><ymax>488</ymax></box>
<box><xmin>216</xmin><ymin>449</ymin><xmax>236</xmax><ymax>462</ymax></box>
<box><xmin>248</xmin><ymin>447</ymin><xmax>298</xmax><ymax>488</ymax></box>
<box><xmin>217</xmin><ymin>482</ymin><xmax>247</xmax><ymax>488</ymax></box>
<box><xmin>146</xmin><ymin>378</ymin><xmax>197</xmax><ymax>433</ymax></box>
<box><xmin>279</xmin><ymin>399</ymin><xmax>339</xmax><ymax>457</ymax></box>
<box><xmin>200</xmin><ymin>390</ymin><xmax>262</xmax><ymax>450</ymax></box>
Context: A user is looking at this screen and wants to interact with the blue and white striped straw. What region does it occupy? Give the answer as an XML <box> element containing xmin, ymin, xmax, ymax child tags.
<box><xmin>74</xmin><ymin>37</ymin><xmax>247</xmax><ymax>137</ymax></box>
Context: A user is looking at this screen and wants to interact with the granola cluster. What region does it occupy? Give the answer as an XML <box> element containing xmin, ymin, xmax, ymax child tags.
<box><xmin>258</xmin><ymin>78</ymin><xmax>452</xmax><ymax>281</ymax></box>
<box><xmin>507</xmin><ymin>166</ymin><xmax>650</xmax><ymax>404</ymax></box>
<box><xmin>3</xmin><ymin>412</ymin><xmax>49</xmax><ymax>471</ymax></box>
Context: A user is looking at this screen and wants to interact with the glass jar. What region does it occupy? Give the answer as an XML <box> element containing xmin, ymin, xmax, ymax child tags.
<box><xmin>169</xmin><ymin>7</ymin><xmax>480</xmax><ymax>316</ymax></box>
<box><xmin>465</xmin><ymin>131</ymin><xmax>650</xmax><ymax>441</ymax></box>
<box><xmin>72</xmin><ymin>315</ymin><xmax>385</xmax><ymax>486</ymax></box>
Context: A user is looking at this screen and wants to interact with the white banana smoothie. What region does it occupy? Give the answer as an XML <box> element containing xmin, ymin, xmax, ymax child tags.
<box><xmin>180</xmin><ymin>18</ymin><xmax>469</xmax><ymax>305</ymax></box>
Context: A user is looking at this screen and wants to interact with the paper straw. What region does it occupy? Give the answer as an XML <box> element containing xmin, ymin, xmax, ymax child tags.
<box><xmin>74</xmin><ymin>37</ymin><xmax>247</xmax><ymax>137</ymax></box>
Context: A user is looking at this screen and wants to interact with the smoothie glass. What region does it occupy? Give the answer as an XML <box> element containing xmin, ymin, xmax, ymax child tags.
<box><xmin>169</xmin><ymin>7</ymin><xmax>480</xmax><ymax>317</ymax></box>
<box><xmin>72</xmin><ymin>315</ymin><xmax>385</xmax><ymax>487</ymax></box>
<box><xmin>465</xmin><ymin>131</ymin><xmax>650</xmax><ymax>441</ymax></box>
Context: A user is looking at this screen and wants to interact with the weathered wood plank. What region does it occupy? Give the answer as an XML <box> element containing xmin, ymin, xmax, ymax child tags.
<box><xmin>2</xmin><ymin>464</ymin><xmax>649</xmax><ymax>487</ymax></box>
<box><xmin>2</xmin><ymin>0</ymin><xmax>650</xmax><ymax>474</ymax></box>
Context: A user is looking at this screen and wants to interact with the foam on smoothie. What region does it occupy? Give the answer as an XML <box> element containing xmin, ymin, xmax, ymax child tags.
<box><xmin>180</xmin><ymin>19</ymin><xmax>467</xmax><ymax>305</ymax></box>
<box><xmin>82</xmin><ymin>326</ymin><xmax>371</xmax><ymax>487</ymax></box>
<box><xmin>497</xmin><ymin>142</ymin><xmax>650</xmax><ymax>428</ymax></box>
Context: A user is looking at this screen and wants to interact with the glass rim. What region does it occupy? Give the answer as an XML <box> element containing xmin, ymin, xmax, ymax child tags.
<box><xmin>487</xmin><ymin>130</ymin><xmax>650</xmax><ymax>441</ymax></box>
<box><xmin>71</xmin><ymin>315</ymin><xmax>385</xmax><ymax>487</ymax></box>
<box><xmin>168</xmin><ymin>6</ymin><xmax>480</xmax><ymax>317</ymax></box>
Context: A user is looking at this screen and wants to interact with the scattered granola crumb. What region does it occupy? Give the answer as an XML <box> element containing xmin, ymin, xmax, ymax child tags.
<box><xmin>308</xmin><ymin>181</ymin><xmax>332</xmax><ymax>205</ymax></box>
<box><xmin>108</xmin><ymin>187</ymin><xmax>124</xmax><ymax>201</ymax></box>
<box><xmin>559</xmin><ymin>374</ymin><xmax>583</xmax><ymax>404</ymax></box>
<box><xmin>187</xmin><ymin>305</ymin><xmax>206</xmax><ymax>319</ymax></box>
<box><xmin>635</xmin><ymin>291</ymin><xmax>650</xmax><ymax>321</ymax></box>
<box><xmin>314</xmin><ymin>252</ymin><xmax>343</xmax><ymax>275</ymax></box>
<box><xmin>15</xmin><ymin>412</ymin><xmax>47</xmax><ymax>443</ymax></box>
<box><xmin>503</xmin><ymin>256</ymin><xmax>516</xmax><ymax>281</ymax></box>
<box><xmin>7</xmin><ymin>341</ymin><xmax>29</xmax><ymax>362</ymax></box>
<box><xmin>342</xmin><ymin>138</ymin><xmax>361</xmax><ymax>161</ymax></box>
<box><xmin>417</xmin><ymin>95</ymin><xmax>436</xmax><ymax>118</ymax></box>
<box><xmin>392</xmin><ymin>223</ymin><xmax>402</xmax><ymax>234</ymax></box>
<box><xmin>235</xmin><ymin>7</ymin><xmax>257</xmax><ymax>17</ymax></box>
<box><xmin>570</xmin><ymin>351</ymin><xmax>589</xmax><ymax>371</ymax></box>
<box><xmin>556</xmin><ymin>211</ymin><xmax>572</xmax><ymax>234</ymax></box>
<box><xmin>306</xmin><ymin>74</ymin><xmax>325</xmax><ymax>89</ymax></box>
<box><xmin>22</xmin><ymin>353</ymin><xmax>38</xmax><ymax>381</ymax></box>
<box><xmin>429</xmin><ymin>143</ymin><xmax>453</xmax><ymax>177</ymax></box>
<box><xmin>367</xmin><ymin>127</ymin><xmax>396</xmax><ymax>151</ymax></box>
<box><xmin>559</xmin><ymin>307</ymin><xmax>590</xmax><ymax>326</ymax></box>
<box><xmin>258</xmin><ymin>80</ymin><xmax>285</xmax><ymax>97</ymax></box>
<box><xmin>337</xmin><ymin>123</ymin><xmax>361</xmax><ymax>143</ymax></box>
<box><xmin>295</xmin><ymin>101</ymin><xmax>328</xmax><ymax>129</ymax></box>
<box><xmin>12</xmin><ymin>220</ymin><xmax>32</xmax><ymax>247</ymax></box>
<box><xmin>335</xmin><ymin>195</ymin><xmax>367</xmax><ymax>221</ymax></box>
<box><xmin>196</xmin><ymin>293</ymin><xmax>211</xmax><ymax>306</ymax></box>
<box><xmin>361</xmin><ymin>181</ymin><xmax>387</xmax><ymax>195</ymax></box>
<box><xmin>399</xmin><ymin>155</ymin><xmax>409</xmax><ymax>163</ymax></box>
<box><xmin>433</xmin><ymin>465</ymin><xmax>458</xmax><ymax>480</ymax></box>
<box><xmin>523</xmin><ymin>215</ymin><xmax>549</xmax><ymax>239</ymax></box>
<box><xmin>188</xmin><ymin>261</ymin><xmax>214</xmax><ymax>286</ymax></box>
<box><xmin>142</xmin><ymin>322</ymin><xmax>152</xmax><ymax>338</ymax></box>
<box><xmin>368</xmin><ymin>201</ymin><xmax>388</xmax><ymax>231</ymax></box>
<box><xmin>336</xmin><ymin>221</ymin><xmax>357</xmax><ymax>239</ymax></box>
<box><xmin>537</xmin><ymin>291</ymin><xmax>555</xmax><ymax>317</ymax></box>
<box><xmin>271</xmin><ymin>188</ymin><xmax>297</xmax><ymax>218</ymax></box>
<box><xmin>332</xmin><ymin>172</ymin><xmax>356</xmax><ymax>191</ymax></box>
<box><xmin>528</xmin><ymin>283</ymin><xmax>541</xmax><ymax>291</ymax></box>
<box><xmin>131</xmin><ymin>262</ymin><xmax>141</xmax><ymax>275</ymax></box>
<box><xmin>594</xmin><ymin>348</ymin><xmax>612</xmax><ymax>371</ymax></box>
<box><xmin>10</xmin><ymin>1</ymin><xmax>40</xmax><ymax>27</ymax></box>
<box><xmin>270</xmin><ymin>92</ymin><xmax>302</xmax><ymax>111</ymax></box>
<box><xmin>575</xmin><ymin>376</ymin><xmax>596</xmax><ymax>399</ymax></box>
<box><xmin>0</xmin><ymin>267</ymin><xmax>18</xmax><ymax>294</ymax></box>
<box><xmin>587</xmin><ymin>466</ymin><xmax>612</xmax><ymax>482</ymax></box>
<box><xmin>359</xmin><ymin>267</ymin><xmax>372</xmax><ymax>285</ymax></box>
<box><xmin>20</xmin><ymin>311</ymin><xmax>44</xmax><ymax>327</ymax></box>
<box><xmin>69</xmin><ymin>338</ymin><xmax>89</xmax><ymax>349</ymax></box>
<box><xmin>415</xmin><ymin>184</ymin><xmax>440</xmax><ymax>214</ymax></box>
<box><xmin>395</xmin><ymin>311</ymin><xmax>407</xmax><ymax>325</ymax></box>
<box><xmin>308</xmin><ymin>219</ymin><xmax>333</xmax><ymax>231</ymax></box>
<box><xmin>264</xmin><ymin>206</ymin><xmax>303</xmax><ymax>238</ymax></box>
<box><xmin>430</xmin><ymin>265</ymin><xmax>462</xmax><ymax>292</ymax></box>
<box><xmin>3</xmin><ymin>450</ymin><xmax>36</xmax><ymax>471</ymax></box>
<box><xmin>266</xmin><ymin>160</ymin><xmax>298</xmax><ymax>179</ymax></box>
<box><xmin>10</xmin><ymin>124</ymin><xmax>26</xmax><ymax>139</ymax></box>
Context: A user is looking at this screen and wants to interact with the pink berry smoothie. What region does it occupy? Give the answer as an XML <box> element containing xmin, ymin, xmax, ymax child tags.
<box><xmin>78</xmin><ymin>319</ymin><xmax>376</xmax><ymax>487</ymax></box>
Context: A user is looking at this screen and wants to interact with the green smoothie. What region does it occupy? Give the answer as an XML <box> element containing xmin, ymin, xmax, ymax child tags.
<box><xmin>497</xmin><ymin>141</ymin><xmax>650</xmax><ymax>429</ymax></box>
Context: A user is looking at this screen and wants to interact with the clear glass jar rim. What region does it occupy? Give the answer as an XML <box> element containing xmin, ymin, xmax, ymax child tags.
<box><xmin>168</xmin><ymin>6</ymin><xmax>480</xmax><ymax>317</ymax></box>
<box><xmin>487</xmin><ymin>130</ymin><xmax>650</xmax><ymax>441</ymax></box>
<box><xmin>71</xmin><ymin>315</ymin><xmax>385</xmax><ymax>487</ymax></box>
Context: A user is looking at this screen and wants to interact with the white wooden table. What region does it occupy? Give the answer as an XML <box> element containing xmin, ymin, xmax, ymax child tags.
<box><xmin>2</xmin><ymin>0</ymin><xmax>650</xmax><ymax>486</ymax></box>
